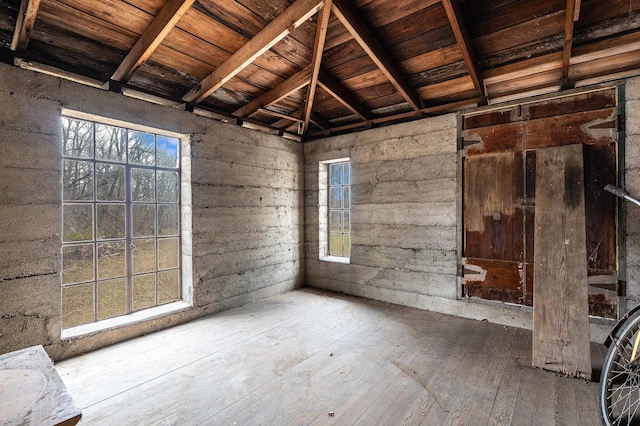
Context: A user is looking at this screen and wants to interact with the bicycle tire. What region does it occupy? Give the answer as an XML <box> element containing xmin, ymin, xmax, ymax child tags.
<box><xmin>600</xmin><ymin>312</ymin><xmax>640</xmax><ymax>425</ymax></box>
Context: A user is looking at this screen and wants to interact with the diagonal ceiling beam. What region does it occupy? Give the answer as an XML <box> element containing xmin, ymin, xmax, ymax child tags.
<box><xmin>331</xmin><ymin>0</ymin><xmax>422</xmax><ymax>111</ymax></box>
<box><xmin>10</xmin><ymin>0</ymin><xmax>41</xmax><ymax>51</ymax></box>
<box><xmin>562</xmin><ymin>0</ymin><xmax>581</xmax><ymax>84</ymax></box>
<box><xmin>303</xmin><ymin>0</ymin><xmax>333</xmax><ymax>133</ymax></box>
<box><xmin>111</xmin><ymin>0</ymin><xmax>196</xmax><ymax>82</ymax></box>
<box><xmin>233</xmin><ymin>66</ymin><xmax>312</xmax><ymax>117</ymax></box>
<box><xmin>441</xmin><ymin>0</ymin><xmax>485</xmax><ymax>99</ymax></box>
<box><xmin>271</xmin><ymin>108</ymin><xmax>331</xmax><ymax>130</ymax></box>
<box><xmin>318</xmin><ymin>69</ymin><xmax>373</xmax><ymax>121</ymax></box>
<box><xmin>183</xmin><ymin>0</ymin><xmax>324</xmax><ymax>104</ymax></box>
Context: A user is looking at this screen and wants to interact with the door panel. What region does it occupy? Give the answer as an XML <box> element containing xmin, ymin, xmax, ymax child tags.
<box><xmin>461</xmin><ymin>88</ymin><xmax>619</xmax><ymax>318</ymax></box>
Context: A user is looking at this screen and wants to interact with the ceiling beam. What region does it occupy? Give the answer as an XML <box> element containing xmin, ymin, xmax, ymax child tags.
<box><xmin>331</xmin><ymin>0</ymin><xmax>422</xmax><ymax>111</ymax></box>
<box><xmin>561</xmin><ymin>0</ymin><xmax>581</xmax><ymax>86</ymax></box>
<box><xmin>271</xmin><ymin>108</ymin><xmax>330</xmax><ymax>130</ymax></box>
<box><xmin>10</xmin><ymin>0</ymin><xmax>41</xmax><ymax>51</ymax></box>
<box><xmin>259</xmin><ymin>108</ymin><xmax>305</xmax><ymax>123</ymax></box>
<box><xmin>111</xmin><ymin>0</ymin><xmax>196</xmax><ymax>82</ymax></box>
<box><xmin>183</xmin><ymin>0</ymin><xmax>324</xmax><ymax>104</ymax></box>
<box><xmin>303</xmin><ymin>0</ymin><xmax>333</xmax><ymax>133</ymax></box>
<box><xmin>441</xmin><ymin>0</ymin><xmax>485</xmax><ymax>99</ymax></box>
<box><xmin>318</xmin><ymin>69</ymin><xmax>373</xmax><ymax>120</ymax></box>
<box><xmin>233</xmin><ymin>66</ymin><xmax>312</xmax><ymax>117</ymax></box>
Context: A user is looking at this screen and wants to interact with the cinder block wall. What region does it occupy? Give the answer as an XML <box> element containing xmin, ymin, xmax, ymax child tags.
<box><xmin>0</xmin><ymin>62</ymin><xmax>304</xmax><ymax>360</ymax></box>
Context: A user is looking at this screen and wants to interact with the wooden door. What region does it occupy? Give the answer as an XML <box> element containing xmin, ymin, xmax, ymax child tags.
<box><xmin>461</xmin><ymin>88</ymin><xmax>619</xmax><ymax>318</ymax></box>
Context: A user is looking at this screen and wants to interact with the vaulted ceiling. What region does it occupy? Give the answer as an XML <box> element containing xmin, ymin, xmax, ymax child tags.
<box><xmin>1</xmin><ymin>0</ymin><xmax>639</xmax><ymax>140</ymax></box>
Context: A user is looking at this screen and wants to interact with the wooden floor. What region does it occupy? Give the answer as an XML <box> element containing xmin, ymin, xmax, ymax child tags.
<box><xmin>55</xmin><ymin>288</ymin><xmax>604</xmax><ymax>425</ymax></box>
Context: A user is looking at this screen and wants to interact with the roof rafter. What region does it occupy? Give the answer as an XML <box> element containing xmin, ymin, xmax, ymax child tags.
<box><xmin>10</xmin><ymin>0</ymin><xmax>41</xmax><ymax>51</ymax></box>
<box><xmin>183</xmin><ymin>0</ymin><xmax>324</xmax><ymax>104</ymax></box>
<box><xmin>233</xmin><ymin>66</ymin><xmax>312</xmax><ymax>117</ymax></box>
<box><xmin>562</xmin><ymin>0</ymin><xmax>581</xmax><ymax>86</ymax></box>
<box><xmin>303</xmin><ymin>0</ymin><xmax>333</xmax><ymax>133</ymax></box>
<box><xmin>111</xmin><ymin>0</ymin><xmax>196</xmax><ymax>82</ymax></box>
<box><xmin>331</xmin><ymin>0</ymin><xmax>422</xmax><ymax>111</ymax></box>
<box><xmin>441</xmin><ymin>0</ymin><xmax>485</xmax><ymax>99</ymax></box>
<box><xmin>318</xmin><ymin>69</ymin><xmax>373</xmax><ymax>121</ymax></box>
<box><xmin>271</xmin><ymin>108</ymin><xmax>330</xmax><ymax>130</ymax></box>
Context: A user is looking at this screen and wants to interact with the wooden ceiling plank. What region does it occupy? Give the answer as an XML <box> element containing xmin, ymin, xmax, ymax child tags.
<box><xmin>234</xmin><ymin>66</ymin><xmax>312</xmax><ymax>117</ymax></box>
<box><xmin>111</xmin><ymin>0</ymin><xmax>197</xmax><ymax>82</ymax></box>
<box><xmin>10</xmin><ymin>0</ymin><xmax>41</xmax><ymax>51</ymax></box>
<box><xmin>303</xmin><ymin>0</ymin><xmax>333</xmax><ymax>133</ymax></box>
<box><xmin>183</xmin><ymin>0</ymin><xmax>324</xmax><ymax>104</ymax></box>
<box><xmin>318</xmin><ymin>69</ymin><xmax>373</xmax><ymax>120</ymax></box>
<box><xmin>331</xmin><ymin>0</ymin><xmax>422</xmax><ymax>110</ymax></box>
<box><xmin>441</xmin><ymin>0</ymin><xmax>485</xmax><ymax>99</ymax></box>
<box><xmin>562</xmin><ymin>0</ymin><xmax>581</xmax><ymax>84</ymax></box>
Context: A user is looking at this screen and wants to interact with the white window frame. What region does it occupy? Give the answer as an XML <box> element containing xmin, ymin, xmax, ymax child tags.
<box><xmin>319</xmin><ymin>157</ymin><xmax>351</xmax><ymax>264</ymax></box>
<box><xmin>60</xmin><ymin>109</ymin><xmax>193</xmax><ymax>339</ymax></box>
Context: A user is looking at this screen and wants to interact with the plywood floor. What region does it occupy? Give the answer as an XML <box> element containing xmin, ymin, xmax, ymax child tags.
<box><xmin>55</xmin><ymin>288</ymin><xmax>604</xmax><ymax>425</ymax></box>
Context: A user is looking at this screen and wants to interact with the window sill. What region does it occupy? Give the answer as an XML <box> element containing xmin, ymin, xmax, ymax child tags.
<box><xmin>320</xmin><ymin>255</ymin><xmax>350</xmax><ymax>264</ymax></box>
<box><xmin>61</xmin><ymin>301</ymin><xmax>191</xmax><ymax>340</ymax></box>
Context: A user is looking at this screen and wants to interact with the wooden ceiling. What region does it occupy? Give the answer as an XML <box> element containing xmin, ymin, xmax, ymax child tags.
<box><xmin>1</xmin><ymin>0</ymin><xmax>639</xmax><ymax>140</ymax></box>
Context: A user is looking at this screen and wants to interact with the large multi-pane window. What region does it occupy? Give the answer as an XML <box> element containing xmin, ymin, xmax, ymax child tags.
<box><xmin>61</xmin><ymin>116</ymin><xmax>183</xmax><ymax>329</ymax></box>
<box><xmin>328</xmin><ymin>161</ymin><xmax>351</xmax><ymax>258</ymax></box>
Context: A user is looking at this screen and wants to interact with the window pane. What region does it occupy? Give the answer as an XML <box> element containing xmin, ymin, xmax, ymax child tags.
<box><xmin>97</xmin><ymin>241</ymin><xmax>126</xmax><ymax>279</ymax></box>
<box><xmin>343</xmin><ymin>186</ymin><xmax>350</xmax><ymax>209</ymax></box>
<box><xmin>97</xmin><ymin>278</ymin><xmax>126</xmax><ymax>320</ymax></box>
<box><xmin>158</xmin><ymin>269</ymin><xmax>180</xmax><ymax>304</ymax></box>
<box><xmin>63</xmin><ymin>244</ymin><xmax>94</xmax><ymax>284</ymax></box>
<box><xmin>158</xmin><ymin>205</ymin><xmax>179</xmax><ymax>236</ymax></box>
<box><xmin>63</xmin><ymin>160</ymin><xmax>94</xmax><ymax>201</ymax></box>
<box><xmin>330</xmin><ymin>163</ymin><xmax>342</xmax><ymax>185</ymax></box>
<box><xmin>63</xmin><ymin>204</ymin><xmax>93</xmax><ymax>242</ymax></box>
<box><xmin>96</xmin><ymin>164</ymin><xmax>125</xmax><ymax>201</ymax></box>
<box><xmin>157</xmin><ymin>171</ymin><xmax>179</xmax><ymax>202</ymax></box>
<box><xmin>128</xmin><ymin>131</ymin><xmax>155</xmax><ymax>165</ymax></box>
<box><xmin>329</xmin><ymin>187</ymin><xmax>342</xmax><ymax>209</ymax></box>
<box><xmin>132</xmin><ymin>204</ymin><xmax>156</xmax><ymax>237</ymax></box>
<box><xmin>329</xmin><ymin>234</ymin><xmax>343</xmax><ymax>257</ymax></box>
<box><xmin>97</xmin><ymin>204</ymin><xmax>125</xmax><ymax>239</ymax></box>
<box><xmin>62</xmin><ymin>118</ymin><xmax>93</xmax><ymax>158</ymax></box>
<box><xmin>156</xmin><ymin>136</ymin><xmax>180</xmax><ymax>168</ymax></box>
<box><xmin>343</xmin><ymin>162</ymin><xmax>350</xmax><ymax>185</ymax></box>
<box><xmin>95</xmin><ymin>124</ymin><xmax>126</xmax><ymax>162</ymax></box>
<box><xmin>62</xmin><ymin>284</ymin><xmax>94</xmax><ymax>328</ymax></box>
<box><xmin>344</xmin><ymin>210</ymin><xmax>350</xmax><ymax>233</ymax></box>
<box><xmin>329</xmin><ymin>211</ymin><xmax>342</xmax><ymax>233</ymax></box>
<box><xmin>158</xmin><ymin>238</ymin><xmax>179</xmax><ymax>269</ymax></box>
<box><xmin>343</xmin><ymin>235</ymin><xmax>351</xmax><ymax>258</ymax></box>
<box><xmin>133</xmin><ymin>274</ymin><xmax>156</xmax><ymax>311</ymax></box>
<box><xmin>132</xmin><ymin>239</ymin><xmax>156</xmax><ymax>274</ymax></box>
<box><xmin>132</xmin><ymin>168</ymin><xmax>155</xmax><ymax>202</ymax></box>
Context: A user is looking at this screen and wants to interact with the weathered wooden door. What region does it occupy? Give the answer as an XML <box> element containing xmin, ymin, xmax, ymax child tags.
<box><xmin>461</xmin><ymin>89</ymin><xmax>619</xmax><ymax>318</ymax></box>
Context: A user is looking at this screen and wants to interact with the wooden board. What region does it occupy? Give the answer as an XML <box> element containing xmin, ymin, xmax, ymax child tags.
<box><xmin>0</xmin><ymin>345</ymin><xmax>82</xmax><ymax>426</ymax></box>
<box><xmin>532</xmin><ymin>144</ymin><xmax>591</xmax><ymax>379</ymax></box>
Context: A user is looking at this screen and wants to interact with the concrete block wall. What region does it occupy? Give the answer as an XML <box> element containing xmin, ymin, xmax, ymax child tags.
<box><xmin>624</xmin><ymin>77</ymin><xmax>640</xmax><ymax>307</ymax></box>
<box><xmin>0</xmin><ymin>62</ymin><xmax>303</xmax><ymax>360</ymax></box>
<box><xmin>304</xmin><ymin>115</ymin><xmax>459</xmax><ymax>303</ymax></box>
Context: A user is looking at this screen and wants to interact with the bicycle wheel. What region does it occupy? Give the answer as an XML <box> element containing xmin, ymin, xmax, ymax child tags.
<box><xmin>600</xmin><ymin>313</ymin><xmax>640</xmax><ymax>425</ymax></box>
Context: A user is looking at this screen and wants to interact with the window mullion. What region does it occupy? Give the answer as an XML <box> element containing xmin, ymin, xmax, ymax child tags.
<box><xmin>125</xmin><ymin>162</ymin><xmax>133</xmax><ymax>314</ymax></box>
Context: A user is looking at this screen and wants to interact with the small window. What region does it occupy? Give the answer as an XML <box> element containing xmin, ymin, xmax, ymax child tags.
<box><xmin>319</xmin><ymin>158</ymin><xmax>350</xmax><ymax>263</ymax></box>
<box><xmin>61</xmin><ymin>113</ymin><xmax>192</xmax><ymax>335</ymax></box>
